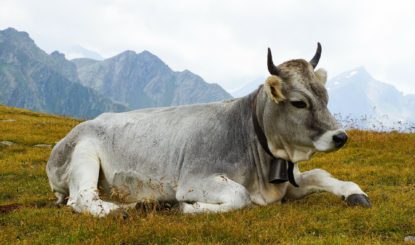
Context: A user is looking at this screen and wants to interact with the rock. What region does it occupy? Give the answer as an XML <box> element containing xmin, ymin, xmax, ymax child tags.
<box><xmin>33</xmin><ymin>144</ymin><xmax>52</xmax><ymax>148</ymax></box>
<box><xmin>405</xmin><ymin>236</ymin><xmax>415</xmax><ymax>242</ymax></box>
<box><xmin>0</xmin><ymin>141</ymin><xmax>15</xmax><ymax>146</ymax></box>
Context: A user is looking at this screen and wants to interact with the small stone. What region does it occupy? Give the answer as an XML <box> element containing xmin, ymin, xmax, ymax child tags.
<box><xmin>405</xmin><ymin>236</ymin><xmax>415</xmax><ymax>242</ymax></box>
<box><xmin>0</xmin><ymin>119</ymin><xmax>16</xmax><ymax>122</ymax></box>
<box><xmin>0</xmin><ymin>141</ymin><xmax>15</xmax><ymax>146</ymax></box>
<box><xmin>33</xmin><ymin>144</ymin><xmax>52</xmax><ymax>148</ymax></box>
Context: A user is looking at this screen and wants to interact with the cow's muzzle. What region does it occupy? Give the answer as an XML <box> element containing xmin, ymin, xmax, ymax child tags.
<box><xmin>313</xmin><ymin>129</ymin><xmax>348</xmax><ymax>152</ymax></box>
<box><xmin>332</xmin><ymin>132</ymin><xmax>348</xmax><ymax>149</ymax></box>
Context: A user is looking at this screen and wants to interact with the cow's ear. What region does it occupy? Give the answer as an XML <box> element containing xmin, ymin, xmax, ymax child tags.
<box><xmin>264</xmin><ymin>75</ymin><xmax>285</xmax><ymax>103</ymax></box>
<box><xmin>315</xmin><ymin>68</ymin><xmax>327</xmax><ymax>85</ymax></box>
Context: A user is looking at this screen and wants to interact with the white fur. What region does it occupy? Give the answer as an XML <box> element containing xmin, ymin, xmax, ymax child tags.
<box><xmin>285</xmin><ymin>165</ymin><xmax>366</xmax><ymax>200</ymax></box>
<box><xmin>177</xmin><ymin>175</ymin><xmax>251</xmax><ymax>213</ymax></box>
<box><xmin>66</xmin><ymin>138</ymin><xmax>120</xmax><ymax>217</ymax></box>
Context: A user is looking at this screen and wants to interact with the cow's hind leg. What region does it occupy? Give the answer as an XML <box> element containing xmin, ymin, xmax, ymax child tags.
<box><xmin>176</xmin><ymin>174</ymin><xmax>251</xmax><ymax>213</ymax></box>
<box><xmin>67</xmin><ymin>139</ymin><xmax>119</xmax><ymax>217</ymax></box>
<box><xmin>284</xmin><ymin>167</ymin><xmax>371</xmax><ymax>207</ymax></box>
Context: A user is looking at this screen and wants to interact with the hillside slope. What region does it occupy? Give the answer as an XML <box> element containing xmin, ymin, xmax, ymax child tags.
<box><xmin>0</xmin><ymin>105</ymin><xmax>414</xmax><ymax>243</ymax></box>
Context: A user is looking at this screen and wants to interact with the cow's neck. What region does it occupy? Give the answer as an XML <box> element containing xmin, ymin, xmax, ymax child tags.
<box><xmin>252</xmin><ymin>87</ymin><xmax>314</xmax><ymax>163</ymax></box>
<box><xmin>270</xmin><ymin>136</ymin><xmax>314</xmax><ymax>163</ymax></box>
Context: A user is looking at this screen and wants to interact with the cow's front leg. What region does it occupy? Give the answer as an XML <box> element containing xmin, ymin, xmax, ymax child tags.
<box><xmin>176</xmin><ymin>174</ymin><xmax>252</xmax><ymax>213</ymax></box>
<box><xmin>284</xmin><ymin>166</ymin><xmax>371</xmax><ymax>207</ymax></box>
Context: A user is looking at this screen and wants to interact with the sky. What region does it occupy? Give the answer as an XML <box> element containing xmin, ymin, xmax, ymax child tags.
<box><xmin>1</xmin><ymin>0</ymin><xmax>414</xmax><ymax>93</ymax></box>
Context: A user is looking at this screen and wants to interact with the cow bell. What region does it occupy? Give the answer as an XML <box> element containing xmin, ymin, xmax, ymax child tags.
<box><xmin>268</xmin><ymin>158</ymin><xmax>289</xmax><ymax>184</ymax></box>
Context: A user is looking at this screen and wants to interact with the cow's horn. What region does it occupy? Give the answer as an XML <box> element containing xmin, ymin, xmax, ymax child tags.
<box><xmin>309</xmin><ymin>42</ymin><xmax>322</xmax><ymax>69</ymax></box>
<box><xmin>267</xmin><ymin>48</ymin><xmax>280</xmax><ymax>76</ymax></box>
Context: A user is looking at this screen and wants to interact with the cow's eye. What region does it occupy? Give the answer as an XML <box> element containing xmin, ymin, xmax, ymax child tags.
<box><xmin>290</xmin><ymin>100</ymin><xmax>307</xmax><ymax>109</ymax></box>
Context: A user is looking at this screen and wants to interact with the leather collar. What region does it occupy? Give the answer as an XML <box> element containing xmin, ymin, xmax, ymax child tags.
<box><xmin>251</xmin><ymin>86</ymin><xmax>299</xmax><ymax>187</ymax></box>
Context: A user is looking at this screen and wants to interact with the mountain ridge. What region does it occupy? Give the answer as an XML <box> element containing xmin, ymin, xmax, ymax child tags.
<box><xmin>0</xmin><ymin>27</ymin><xmax>232</xmax><ymax>118</ymax></box>
<box><xmin>73</xmin><ymin>49</ymin><xmax>232</xmax><ymax>109</ymax></box>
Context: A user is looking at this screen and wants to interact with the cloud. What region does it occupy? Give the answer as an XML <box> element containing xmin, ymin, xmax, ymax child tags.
<box><xmin>1</xmin><ymin>0</ymin><xmax>414</xmax><ymax>92</ymax></box>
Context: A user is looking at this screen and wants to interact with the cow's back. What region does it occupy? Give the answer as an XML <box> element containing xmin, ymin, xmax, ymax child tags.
<box><xmin>92</xmin><ymin>100</ymin><xmax>254</xmax><ymax>183</ymax></box>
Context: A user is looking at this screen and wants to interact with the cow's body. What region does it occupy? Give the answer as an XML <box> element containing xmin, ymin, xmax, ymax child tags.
<box><xmin>47</xmin><ymin>44</ymin><xmax>371</xmax><ymax>217</ymax></box>
<box><xmin>47</xmin><ymin>93</ymin><xmax>290</xmax><ymax>213</ymax></box>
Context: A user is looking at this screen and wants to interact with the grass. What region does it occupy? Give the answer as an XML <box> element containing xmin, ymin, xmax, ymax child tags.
<box><xmin>0</xmin><ymin>104</ymin><xmax>414</xmax><ymax>244</ymax></box>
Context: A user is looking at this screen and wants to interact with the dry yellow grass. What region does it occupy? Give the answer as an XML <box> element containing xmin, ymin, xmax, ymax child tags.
<box><xmin>0</xmin><ymin>104</ymin><xmax>414</xmax><ymax>244</ymax></box>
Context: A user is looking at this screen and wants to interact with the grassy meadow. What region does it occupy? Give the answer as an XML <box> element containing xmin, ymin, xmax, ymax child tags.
<box><xmin>0</xmin><ymin>104</ymin><xmax>414</xmax><ymax>244</ymax></box>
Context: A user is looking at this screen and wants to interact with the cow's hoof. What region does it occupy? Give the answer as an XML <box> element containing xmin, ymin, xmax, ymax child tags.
<box><xmin>345</xmin><ymin>194</ymin><xmax>372</xmax><ymax>208</ymax></box>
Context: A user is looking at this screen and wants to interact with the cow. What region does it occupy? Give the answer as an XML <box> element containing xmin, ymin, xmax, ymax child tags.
<box><xmin>46</xmin><ymin>43</ymin><xmax>371</xmax><ymax>217</ymax></box>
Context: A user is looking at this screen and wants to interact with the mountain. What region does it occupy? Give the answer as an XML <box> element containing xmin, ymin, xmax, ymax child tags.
<box><xmin>72</xmin><ymin>50</ymin><xmax>232</xmax><ymax>109</ymax></box>
<box><xmin>0</xmin><ymin>28</ymin><xmax>127</xmax><ymax>118</ymax></box>
<box><xmin>327</xmin><ymin>67</ymin><xmax>415</xmax><ymax>129</ymax></box>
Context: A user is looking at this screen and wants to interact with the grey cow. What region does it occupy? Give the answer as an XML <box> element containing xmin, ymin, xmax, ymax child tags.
<box><xmin>46</xmin><ymin>44</ymin><xmax>371</xmax><ymax>217</ymax></box>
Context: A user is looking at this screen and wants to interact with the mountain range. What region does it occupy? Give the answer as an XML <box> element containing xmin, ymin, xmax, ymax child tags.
<box><xmin>72</xmin><ymin>50</ymin><xmax>231</xmax><ymax>109</ymax></box>
<box><xmin>0</xmin><ymin>28</ymin><xmax>231</xmax><ymax>118</ymax></box>
<box><xmin>2</xmin><ymin>27</ymin><xmax>413</xmax><ymax>130</ymax></box>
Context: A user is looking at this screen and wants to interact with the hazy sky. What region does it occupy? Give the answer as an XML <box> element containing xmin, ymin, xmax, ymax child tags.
<box><xmin>1</xmin><ymin>0</ymin><xmax>414</xmax><ymax>93</ymax></box>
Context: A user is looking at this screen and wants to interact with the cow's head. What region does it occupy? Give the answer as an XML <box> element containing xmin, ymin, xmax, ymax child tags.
<box><xmin>260</xmin><ymin>43</ymin><xmax>347</xmax><ymax>162</ymax></box>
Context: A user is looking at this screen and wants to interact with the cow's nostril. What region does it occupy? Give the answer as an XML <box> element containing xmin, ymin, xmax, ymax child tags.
<box><xmin>332</xmin><ymin>132</ymin><xmax>348</xmax><ymax>148</ymax></box>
